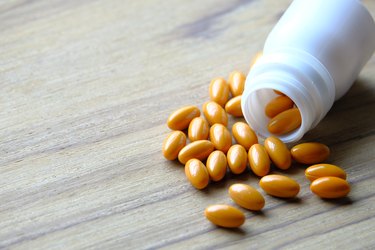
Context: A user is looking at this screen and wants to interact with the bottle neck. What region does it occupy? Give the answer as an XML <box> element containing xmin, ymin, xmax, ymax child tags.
<box><xmin>242</xmin><ymin>51</ymin><xmax>335</xmax><ymax>142</ymax></box>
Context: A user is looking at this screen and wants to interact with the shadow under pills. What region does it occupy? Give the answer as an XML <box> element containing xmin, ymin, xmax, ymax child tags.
<box><xmin>270</xmin><ymin>196</ymin><xmax>303</xmax><ymax>204</ymax></box>
<box><xmin>303</xmin><ymin>78</ymin><xmax>375</xmax><ymax>145</ymax></box>
<box><xmin>321</xmin><ymin>196</ymin><xmax>354</xmax><ymax>206</ymax></box>
<box><xmin>250</xmin><ymin>210</ymin><xmax>267</xmax><ymax>217</ymax></box>
<box><xmin>269</xmin><ymin>164</ymin><xmax>305</xmax><ymax>176</ymax></box>
<box><xmin>200</xmin><ymin>169</ymin><xmax>258</xmax><ymax>195</ymax></box>
<box><xmin>216</xmin><ymin>226</ymin><xmax>248</xmax><ymax>236</ymax></box>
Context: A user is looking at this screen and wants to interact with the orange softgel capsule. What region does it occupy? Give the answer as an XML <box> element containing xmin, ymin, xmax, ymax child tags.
<box><xmin>225</xmin><ymin>95</ymin><xmax>243</xmax><ymax>117</ymax></box>
<box><xmin>228</xmin><ymin>184</ymin><xmax>265</xmax><ymax>211</ymax></box>
<box><xmin>232</xmin><ymin>122</ymin><xmax>258</xmax><ymax>151</ymax></box>
<box><xmin>259</xmin><ymin>175</ymin><xmax>300</xmax><ymax>198</ymax></box>
<box><xmin>305</xmin><ymin>164</ymin><xmax>347</xmax><ymax>182</ymax></box>
<box><xmin>227</xmin><ymin>145</ymin><xmax>248</xmax><ymax>174</ymax></box>
<box><xmin>178</xmin><ymin>140</ymin><xmax>214</xmax><ymax>164</ymax></box>
<box><xmin>264</xmin><ymin>136</ymin><xmax>292</xmax><ymax>170</ymax></box>
<box><xmin>188</xmin><ymin>117</ymin><xmax>209</xmax><ymax>142</ymax></box>
<box><xmin>267</xmin><ymin>108</ymin><xmax>301</xmax><ymax>135</ymax></box>
<box><xmin>265</xmin><ymin>95</ymin><xmax>294</xmax><ymax>118</ymax></box>
<box><xmin>310</xmin><ymin>176</ymin><xmax>350</xmax><ymax>198</ymax></box>
<box><xmin>167</xmin><ymin>106</ymin><xmax>200</xmax><ymax>130</ymax></box>
<box><xmin>209</xmin><ymin>78</ymin><xmax>230</xmax><ymax>107</ymax></box>
<box><xmin>202</xmin><ymin>101</ymin><xmax>228</xmax><ymax>126</ymax></box>
<box><xmin>209</xmin><ymin>124</ymin><xmax>232</xmax><ymax>153</ymax></box>
<box><xmin>291</xmin><ymin>142</ymin><xmax>330</xmax><ymax>164</ymax></box>
<box><xmin>206</xmin><ymin>151</ymin><xmax>227</xmax><ymax>181</ymax></box>
<box><xmin>228</xmin><ymin>71</ymin><xmax>246</xmax><ymax>96</ymax></box>
<box><xmin>162</xmin><ymin>131</ymin><xmax>187</xmax><ymax>160</ymax></box>
<box><xmin>204</xmin><ymin>204</ymin><xmax>245</xmax><ymax>228</ymax></box>
<box><xmin>248</xmin><ymin>144</ymin><xmax>270</xmax><ymax>177</ymax></box>
<box><xmin>185</xmin><ymin>159</ymin><xmax>209</xmax><ymax>189</ymax></box>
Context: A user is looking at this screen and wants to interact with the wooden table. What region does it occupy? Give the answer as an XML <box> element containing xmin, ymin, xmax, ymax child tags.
<box><xmin>1</xmin><ymin>0</ymin><xmax>375</xmax><ymax>249</ymax></box>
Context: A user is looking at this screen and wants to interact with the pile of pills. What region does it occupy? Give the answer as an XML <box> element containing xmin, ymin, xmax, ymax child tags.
<box><xmin>266</xmin><ymin>92</ymin><xmax>301</xmax><ymax>135</ymax></box>
<box><xmin>162</xmin><ymin>71</ymin><xmax>351</xmax><ymax>228</ymax></box>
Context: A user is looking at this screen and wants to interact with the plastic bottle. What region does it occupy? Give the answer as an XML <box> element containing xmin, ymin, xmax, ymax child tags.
<box><xmin>241</xmin><ymin>0</ymin><xmax>375</xmax><ymax>142</ymax></box>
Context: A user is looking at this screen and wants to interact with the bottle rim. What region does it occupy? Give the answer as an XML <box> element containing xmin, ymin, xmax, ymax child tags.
<box><xmin>242</xmin><ymin>51</ymin><xmax>335</xmax><ymax>142</ymax></box>
<box><xmin>242</xmin><ymin>76</ymin><xmax>315</xmax><ymax>143</ymax></box>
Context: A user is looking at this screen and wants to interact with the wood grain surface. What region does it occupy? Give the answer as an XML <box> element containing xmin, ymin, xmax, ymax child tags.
<box><xmin>1</xmin><ymin>0</ymin><xmax>375</xmax><ymax>249</ymax></box>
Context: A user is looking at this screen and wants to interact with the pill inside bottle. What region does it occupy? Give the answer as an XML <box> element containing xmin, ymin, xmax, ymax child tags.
<box><xmin>241</xmin><ymin>0</ymin><xmax>375</xmax><ymax>142</ymax></box>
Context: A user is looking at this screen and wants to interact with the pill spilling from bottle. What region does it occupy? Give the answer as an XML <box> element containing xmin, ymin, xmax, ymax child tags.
<box><xmin>157</xmin><ymin>0</ymin><xmax>375</xmax><ymax>229</ymax></box>
<box><xmin>161</xmin><ymin>69</ymin><xmax>351</xmax><ymax>229</ymax></box>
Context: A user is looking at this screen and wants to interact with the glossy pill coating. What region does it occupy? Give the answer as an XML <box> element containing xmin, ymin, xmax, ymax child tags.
<box><xmin>204</xmin><ymin>204</ymin><xmax>245</xmax><ymax>228</ymax></box>
<box><xmin>167</xmin><ymin>106</ymin><xmax>200</xmax><ymax>130</ymax></box>
<box><xmin>305</xmin><ymin>164</ymin><xmax>347</xmax><ymax>182</ymax></box>
<box><xmin>225</xmin><ymin>95</ymin><xmax>243</xmax><ymax>117</ymax></box>
<box><xmin>265</xmin><ymin>95</ymin><xmax>294</xmax><ymax>118</ymax></box>
<box><xmin>202</xmin><ymin>101</ymin><xmax>228</xmax><ymax>126</ymax></box>
<box><xmin>267</xmin><ymin>108</ymin><xmax>302</xmax><ymax>135</ymax></box>
<box><xmin>259</xmin><ymin>175</ymin><xmax>300</xmax><ymax>198</ymax></box>
<box><xmin>185</xmin><ymin>159</ymin><xmax>209</xmax><ymax>189</ymax></box>
<box><xmin>248</xmin><ymin>144</ymin><xmax>270</xmax><ymax>177</ymax></box>
<box><xmin>310</xmin><ymin>177</ymin><xmax>350</xmax><ymax>199</ymax></box>
<box><xmin>188</xmin><ymin>117</ymin><xmax>209</xmax><ymax>142</ymax></box>
<box><xmin>227</xmin><ymin>145</ymin><xmax>247</xmax><ymax>174</ymax></box>
<box><xmin>209</xmin><ymin>78</ymin><xmax>230</xmax><ymax>107</ymax></box>
<box><xmin>162</xmin><ymin>131</ymin><xmax>187</xmax><ymax>160</ymax></box>
<box><xmin>291</xmin><ymin>142</ymin><xmax>330</xmax><ymax>164</ymax></box>
<box><xmin>264</xmin><ymin>136</ymin><xmax>292</xmax><ymax>170</ymax></box>
<box><xmin>228</xmin><ymin>184</ymin><xmax>265</xmax><ymax>211</ymax></box>
<box><xmin>209</xmin><ymin>124</ymin><xmax>232</xmax><ymax>153</ymax></box>
<box><xmin>228</xmin><ymin>71</ymin><xmax>246</xmax><ymax>96</ymax></box>
<box><xmin>206</xmin><ymin>151</ymin><xmax>227</xmax><ymax>181</ymax></box>
<box><xmin>232</xmin><ymin>122</ymin><xmax>258</xmax><ymax>151</ymax></box>
<box><xmin>178</xmin><ymin>140</ymin><xmax>214</xmax><ymax>164</ymax></box>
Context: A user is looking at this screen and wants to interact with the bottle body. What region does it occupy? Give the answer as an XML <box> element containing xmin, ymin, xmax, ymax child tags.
<box><xmin>242</xmin><ymin>0</ymin><xmax>375</xmax><ymax>142</ymax></box>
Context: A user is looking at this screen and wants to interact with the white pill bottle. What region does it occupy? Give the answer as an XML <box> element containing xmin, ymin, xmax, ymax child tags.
<box><xmin>242</xmin><ymin>0</ymin><xmax>375</xmax><ymax>142</ymax></box>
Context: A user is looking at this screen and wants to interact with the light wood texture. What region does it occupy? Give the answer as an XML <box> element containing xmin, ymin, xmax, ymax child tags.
<box><xmin>1</xmin><ymin>0</ymin><xmax>375</xmax><ymax>249</ymax></box>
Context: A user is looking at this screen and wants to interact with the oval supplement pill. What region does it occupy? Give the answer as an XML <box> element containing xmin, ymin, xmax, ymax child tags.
<box><xmin>291</xmin><ymin>142</ymin><xmax>330</xmax><ymax>164</ymax></box>
<box><xmin>185</xmin><ymin>159</ymin><xmax>209</xmax><ymax>189</ymax></box>
<box><xmin>265</xmin><ymin>95</ymin><xmax>294</xmax><ymax>118</ymax></box>
<box><xmin>305</xmin><ymin>164</ymin><xmax>347</xmax><ymax>182</ymax></box>
<box><xmin>229</xmin><ymin>184</ymin><xmax>265</xmax><ymax>211</ymax></box>
<box><xmin>259</xmin><ymin>175</ymin><xmax>300</xmax><ymax>198</ymax></box>
<box><xmin>167</xmin><ymin>106</ymin><xmax>200</xmax><ymax>130</ymax></box>
<box><xmin>227</xmin><ymin>145</ymin><xmax>247</xmax><ymax>174</ymax></box>
<box><xmin>264</xmin><ymin>136</ymin><xmax>292</xmax><ymax>170</ymax></box>
<box><xmin>225</xmin><ymin>95</ymin><xmax>243</xmax><ymax>117</ymax></box>
<box><xmin>209</xmin><ymin>124</ymin><xmax>232</xmax><ymax>153</ymax></box>
<box><xmin>162</xmin><ymin>131</ymin><xmax>187</xmax><ymax>160</ymax></box>
<box><xmin>228</xmin><ymin>71</ymin><xmax>245</xmax><ymax>96</ymax></box>
<box><xmin>178</xmin><ymin>140</ymin><xmax>214</xmax><ymax>164</ymax></box>
<box><xmin>267</xmin><ymin>108</ymin><xmax>301</xmax><ymax>135</ymax></box>
<box><xmin>232</xmin><ymin>122</ymin><xmax>258</xmax><ymax>150</ymax></box>
<box><xmin>209</xmin><ymin>78</ymin><xmax>230</xmax><ymax>107</ymax></box>
<box><xmin>248</xmin><ymin>144</ymin><xmax>270</xmax><ymax>177</ymax></box>
<box><xmin>206</xmin><ymin>151</ymin><xmax>227</xmax><ymax>181</ymax></box>
<box><xmin>188</xmin><ymin>117</ymin><xmax>209</xmax><ymax>142</ymax></box>
<box><xmin>203</xmin><ymin>101</ymin><xmax>228</xmax><ymax>126</ymax></box>
<box><xmin>204</xmin><ymin>204</ymin><xmax>245</xmax><ymax>228</ymax></box>
<box><xmin>310</xmin><ymin>176</ymin><xmax>350</xmax><ymax>199</ymax></box>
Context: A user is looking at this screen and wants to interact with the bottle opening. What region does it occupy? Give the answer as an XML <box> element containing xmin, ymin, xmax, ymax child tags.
<box><xmin>242</xmin><ymin>85</ymin><xmax>314</xmax><ymax>143</ymax></box>
<box><xmin>243</xmin><ymin>49</ymin><xmax>338</xmax><ymax>143</ymax></box>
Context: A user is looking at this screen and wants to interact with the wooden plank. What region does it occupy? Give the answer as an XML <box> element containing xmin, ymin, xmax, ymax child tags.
<box><xmin>1</xmin><ymin>0</ymin><xmax>374</xmax><ymax>248</ymax></box>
